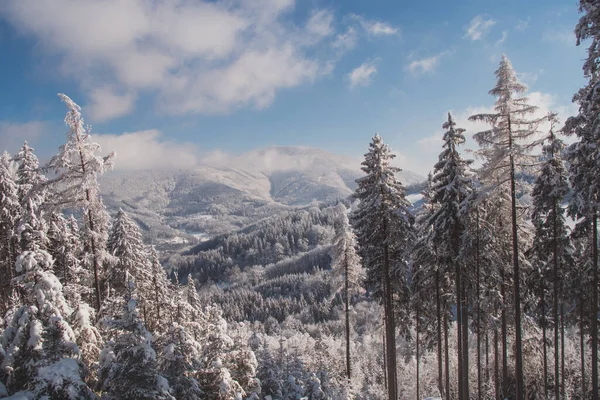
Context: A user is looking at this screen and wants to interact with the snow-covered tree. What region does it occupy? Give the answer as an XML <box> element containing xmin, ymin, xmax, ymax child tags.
<box><xmin>105</xmin><ymin>209</ymin><xmax>152</xmax><ymax>324</ymax></box>
<box><xmin>147</xmin><ymin>246</ymin><xmax>172</xmax><ymax>333</ymax></box>
<box><xmin>156</xmin><ymin>324</ymin><xmax>202</xmax><ymax>400</ymax></box>
<box><xmin>528</xmin><ymin>114</ymin><xmax>573</xmax><ymax>398</ymax></box>
<box><xmin>1</xmin><ymin>248</ymin><xmax>95</xmax><ymax>399</ymax></box>
<box><xmin>330</xmin><ymin>203</ymin><xmax>363</xmax><ymax>381</ymax></box>
<box><xmin>469</xmin><ymin>54</ymin><xmax>542</xmax><ymax>398</ymax></box>
<box><xmin>351</xmin><ymin>134</ymin><xmax>415</xmax><ymax>400</ymax></box>
<box><xmin>0</xmin><ymin>153</ymin><xmax>20</xmax><ymax>311</ymax></box>
<box><xmin>46</xmin><ymin>93</ymin><xmax>114</xmax><ymax>312</ymax></box>
<box><xmin>427</xmin><ymin>112</ymin><xmax>473</xmax><ymax>399</ymax></box>
<box><xmin>98</xmin><ymin>277</ymin><xmax>174</xmax><ymax>400</ymax></box>
<box><xmin>563</xmin><ymin>3</ymin><xmax>600</xmax><ymax>397</ymax></box>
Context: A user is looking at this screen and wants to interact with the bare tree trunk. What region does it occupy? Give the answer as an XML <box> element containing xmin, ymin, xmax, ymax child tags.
<box><xmin>495</xmin><ymin>329</ymin><xmax>500</xmax><ymax>400</ymax></box>
<box><xmin>437</xmin><ymin>270</ymin><xmax>445</xmax><ymax>398</ymax></box>
<box><xmin>582</xmin><ymin>292</ymin><xmax>587</xmax><ymax>396</ymax></box>
<box><xmin>462</xmin><ymin>288</ymin><xmax>470</xmax><ymax>400</ymax></box>
<box><xmin>417</xmin><ymin>303</ymin><xmax>420</xmax><ymax>400</ymax></box>
<box><xmin>476</xmin><ymin>211</ymin><xmax>482</xmax><ymax>400</ymax></box>
<box><xmin>592</xmin><ymin>212</ymin><xmax>598</xmax><ymax>400</ymax></box>
<box><xmin>444</xmin><ymin>303</ymin><xmax>450</xmax><ymax>400</ymax></box>
<box><xmin>383</xmin><ymin>218</ymin><xmax>398</xmax><ymax>400</ymax></box>
<box><xmin>501</xmin><ymin>265</ymin><xmax>508</xmax><ymax>397</ymax></box>
<box><xmin>554</xmin><ymin>200</ymin><xmax>560</xmax><ymax>400</ymax></box>
<box><xmin>561</xmin><ymin>303</ymin><xmax>565</xmax><ymax>399</ymax></box>
<box><xmin>345</xmin><ymin>258</ymin><xmax>351</xmax><ymax>381</ymax></box>
<box><xmin>541</xmin><ymin>289</ymin><xmax>548</xmax><ymax>399</ymax></box>
<box><xmin>456</xmin><ymin>259</ymin><xmax>464</xmax><ymax>400</ymax></box>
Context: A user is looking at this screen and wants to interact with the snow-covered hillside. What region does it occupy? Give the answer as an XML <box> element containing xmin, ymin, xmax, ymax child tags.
<box><xmin>100</xmin><ymin>146</ymin><xmax>424</xmax><ymax>241</ymax></box>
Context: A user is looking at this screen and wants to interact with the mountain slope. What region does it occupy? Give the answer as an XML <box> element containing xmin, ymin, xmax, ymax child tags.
<box><xmin>100</xmin><ymin>146</ymin><xmax>424</xmax><ymax>241</ymax></box>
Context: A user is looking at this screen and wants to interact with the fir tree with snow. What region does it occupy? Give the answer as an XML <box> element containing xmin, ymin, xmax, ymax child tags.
<box><xmin>350</xmin><ymin>133</ymin><xmax>415</xmax><ymax>400</ymax></box>
<box><xmin>46</xmin><ymin>94</ymin><xmax>114</xmax><ymax>313</ymax></box>
<box><xmin>98</xmin><ymin>277</ymin><xmax>174</xmax><ymax>400</ymax></box>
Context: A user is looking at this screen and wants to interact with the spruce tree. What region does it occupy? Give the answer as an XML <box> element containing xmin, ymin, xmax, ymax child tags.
<box><xmin>563</xmin><ymin>3</ymin><xmax>600</xmax><ymax>397</ymax></box>
<box><xmin>529</xmin><ymin>114</ymin><xmax>572</xmax><ymax>398</ymax></box>
<box><xmin>330</xmin><ymin>203</ymin><xmax>363</xmax><ymax>382</ymax></box>
<box><xmin>470</xmin><ymin>55</ymin><xmax>541</xmax><ymax>399</ymax></box>
<box><xmin>351</xmin><ymin>134</ymin><xmax>415</xmax><ymax>400</ymax></box>
<box><xmin>428</xmin><ymin>113</ymin><xmax>473</xmax><ymax>399</ymax></box>
<box><xmin>0</xmin><ymin>153</ymin><xmax>20</xmax><ymax>311</ymax></box>
<box><xmin>98</xmin><ymin>277</ymin><xmax>174</xmax><ymax>400</ymax></box>
<box><xmin>46</xmin><ymin>94</ymin><xmax>114</xmax><ymax>313</ymax></box>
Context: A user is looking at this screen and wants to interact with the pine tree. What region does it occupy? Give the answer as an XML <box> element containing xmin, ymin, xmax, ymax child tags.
<box><xmin>529</xmin><ymin>114</ymin><xmax>573</xmax><ymax>399</ymax></box>
<box><xmin>563</xmin><ymin>3</ymin><xmax>600</xmax><ymax>397</ymax></box>
<box><xmin>98</xmin><ymin>277</ymin><xmax>174</xmax><ymax>400</ymax></box>
<box><xmin>46</xmin><ymin>93</ymin><xmax>114</xmax><ymax>313</ymax></box>
<box><xmin>351</xmin><ymin>134</ymin><xmax>415</xmax><ymax>400</ymax></box>
<box><xmin>470</xmin><ymin>55</ymin><xmax>542</xmax><ymax>399</ymax></box>
<box><xmin>0</xmin><ymin>152</ymin><xmax>20</xmax><ymax>311</ymax></box>
<box><xmin>330</xmin><ymin>203</ymin><xmax>363</xmax><ymax>382</ymax></box>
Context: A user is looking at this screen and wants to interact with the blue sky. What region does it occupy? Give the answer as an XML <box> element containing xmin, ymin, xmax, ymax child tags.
<box><xmin>0</xmin><ymin>0</ymin><xmax>587</xmax><ymax>175</ymax></box>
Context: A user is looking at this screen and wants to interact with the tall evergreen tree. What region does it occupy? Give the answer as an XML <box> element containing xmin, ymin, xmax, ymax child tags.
<box><xmin>563</xmin><ymin>3</ymin><xmax>600</xmax><ymax>397</ymax></box>
<box><xmin>429</xmin><ymin>113</ymin><xmax>473</xmax><ymax>399</ymax></box>
<box><xmin>351</xmin><ymin>134</ymin><xmax>415</xmax><ymax>400</ymax></box>
<box><xmin>470</xmin><ymin>55</ymin><xmax>541</xmax><ymax>399</ymax></box>
<box><xmin>1</xmin><ymin>248</ymin><xmax>95</xmax><ymax>399</ymax></box>
<box><xmin>98</xmin><ymin>277</ymin><xmax>174</xmax><ymax>400</ymax></box>
<box><xmin>46</xmin><ymin>93</ymin><xmax>114</xmax><ymax>313</ymax></box>
<box><xmin>0</xmin><ymin>153</ymin><xmax>20</xmax><ymax>311</ymax></box>
<box><xmin>529</xmin><ymin>114</ymin><xmax>572</xmax><ymax>399</ymax></box>
<box><xmin>330</xmin><ymin>203</ymin><xmax>363</xmax><ymax>382</ymax></box>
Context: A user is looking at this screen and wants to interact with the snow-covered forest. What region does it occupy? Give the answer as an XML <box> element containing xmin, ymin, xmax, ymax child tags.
<box><xmin>2</xmin><ymin>2</ymin><xmax>600</xmax><ymax>400</ymax></box>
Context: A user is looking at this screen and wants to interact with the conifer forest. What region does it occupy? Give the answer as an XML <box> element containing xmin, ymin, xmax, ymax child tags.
<box><xmin>3</xmin><ymin>1</ymin><xmax>600</xmax><ymax>400</ymax></box>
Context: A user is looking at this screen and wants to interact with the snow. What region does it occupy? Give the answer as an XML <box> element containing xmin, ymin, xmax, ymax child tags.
<box><xmin>36</xmin><ymin>358</ymin><xmax>80</xmax><ymax>390</ymax></box>
<box><xmin>406</xmin><ymin>193</ymin><xmax>424</xmax><ymax>205</ymax></box>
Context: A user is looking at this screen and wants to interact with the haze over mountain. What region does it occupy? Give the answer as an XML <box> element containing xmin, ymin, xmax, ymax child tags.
<box><xmin>100</xmin><ymin>145</ymin><xmax>424</xmax><ymax>241</ymax></box>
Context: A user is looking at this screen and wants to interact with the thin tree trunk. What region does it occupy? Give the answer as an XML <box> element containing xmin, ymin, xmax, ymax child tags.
<box><xmin>383</xmin><ymin>218</ymin><xmax>398</xmax><ymax>400</ymax></box>
<box><xmin>436</xmin><ymin>270</ymin><xmax>444</xmax><ymax>398</ymax></box>
<box><xmin>508</xmin><ymin>116</ymin><xmax>525</xmax><ymax>400</ymax></box>
<box><xmin>456</xmin><ymin>258</ymin><xmax>464</xmax><ymax>400</ymax></box>
<box><xmin>541</xmin><ymin>289</ymin><xmax>548</xmax><ymax>399</ymax></box>
<box><xmin>582</xmin><ymin>292</ymin><xmax>586</xmax><ymax>396</ymax></box>
<box><xmin>554</xmin><ymin>200</ymin><xmax>560</xmax><ymax>400</ymax></box>
<box><xmin>345</xmin><ymin>258</ymin><xmax>351</xmax><ymax>381</ymax></box>
<box><xmin>416</xmin><ymin>302</ymin><xmax>420</xmax><ymax>400</ymax></box>
<box><xmin>495</xmin><ymin>329</ymin><xmax>500</xmax><ymax>400</ymax></box>
<box><xmin>501</xmin><ymin>265</ymin><xmax>508</xmax><ymax>397</ymax></box>
<box><xmin>476</xmin><ymin>211</ymin><xmax>482</xmax><ymax>400</ymax></box>
<box><xmin>445</xmin><ymin>303</ymin><xmax>450</xmax><ymax>400</ymax></box>
<box><xmin>486</xmin><ymin>331</ymin><xmax>490</xmax><ymax>383</ymax></box>
<box><xmin>593</xmin><ymin>212</ymin><xmax>598</xmax><ymax>400</ymax></box>
<box><xmin>462</xmin><ymin>288</ymin><xmax>470</xmax><ymax>400</ymax></box>
<box><xmin>561</xmin><ymin>302</ymin><xmax>566</xmax><ymax>399</ymax></box>
<box><xmin>383</xmin><ymin>319</ymin><xmax>387</xmax><ymax>391</ymax></box>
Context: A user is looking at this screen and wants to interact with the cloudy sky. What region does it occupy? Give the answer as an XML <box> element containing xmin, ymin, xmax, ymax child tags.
<box><xmin>0</xmin><ymin>0</ymin><xmax>587</xmax><ymax>175</ymax></box>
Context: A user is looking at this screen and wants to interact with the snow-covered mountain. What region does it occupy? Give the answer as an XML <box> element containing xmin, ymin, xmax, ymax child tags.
<box><xmin>100</xmin><ymin>146</ymin><xmax>424</xmax><ymax>241</ymax></box>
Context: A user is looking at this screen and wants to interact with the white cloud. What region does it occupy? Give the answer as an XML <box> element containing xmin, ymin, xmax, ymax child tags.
<box><xmin>94</xmin><ymin>130</ymin><xmax>199</xmax><ymax>170</ymax></box>
<box><xmin>515</xmin><ymin>18</ymin><xmax>530</xmax><ymax>31</ymax></box>
<box><xmin>348</xmin><ymin>60</ymin><xmax>378</xmax><ymax>88</ymax></box>
<box><xmin>496</xmin><ymin>31</ymin><xmax>508</xmax><ymax>46</ymax></box>
<box><xmin>87</xmin><ymin>87</ymin><xmax>136</xmax><ymax>121</ymax></box>
<box><xmin>464</xmin><ymin>15</ymin><xmax>496</xmax><ymax>41</ymax></box>
<box><xmin>0</xmin><ymin>121</ymin><xmax>46</xmax><ymax>153</ymax></box>
<box><xmin>407</xmin><ymin>51</ymin><xmax>449</xmax><ymax>76</ymax></box>
<box><xmin>0</xmin><ymin>0</ymin><xmax>339</xmax><ymax>122</ymax></box>
<box><xmin>351</xmin><ymin>14</ymin><xmax>399</xmax><ymax>37</ymax></box>
<box><xmin>332</xmin><ymin>27</ymin><xmax>358</xmax><ymax>53</ymax></box>
<box><xmin>415</xmin><ymin>90</ymin><xmax>577</xmax><ymax>174</ymax></box>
